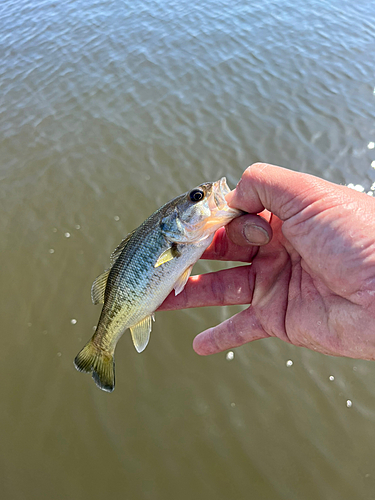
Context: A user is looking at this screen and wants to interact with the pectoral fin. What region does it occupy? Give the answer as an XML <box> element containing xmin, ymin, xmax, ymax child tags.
<box><xmin>91</xmin><ymin>269</ymin><xmax>110</xmax><ymax>305</ymax></box>
<box><xmin>174</xmin><ymin>265</ymin><xmax>193</xmax><ymax>296</ymax></box>
<box><xmin>130</xmin><ymin>316</ymin><xmax>153</xmax><ymax>353</ymax></box>
<box><xmin>154</xmin><ymin>245</ymin><xmax>181</xmax><ymax>268</ymax></box>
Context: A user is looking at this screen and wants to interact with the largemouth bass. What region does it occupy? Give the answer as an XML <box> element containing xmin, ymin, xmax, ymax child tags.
<box><xmin>74</xmin><ymin>178</ymin><xmax>242</xmax><ymax>392</ymax></box>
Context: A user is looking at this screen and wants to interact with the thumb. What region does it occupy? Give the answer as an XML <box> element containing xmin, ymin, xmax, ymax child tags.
<box><xmin>226</xmin><ymin>163</ymin><xmax>339</xmax><ymax>221</ymax></box>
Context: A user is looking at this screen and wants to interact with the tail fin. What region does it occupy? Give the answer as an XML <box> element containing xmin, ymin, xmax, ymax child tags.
<box><xmin>74</xmin><ymin>341</ymin><xmax>115</xmax><ymax>393</ymax></box>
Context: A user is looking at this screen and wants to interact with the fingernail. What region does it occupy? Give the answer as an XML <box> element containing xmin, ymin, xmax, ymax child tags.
<box><xmin>243</xmin><ymin>224</ymin><xmax>270</xmax><ymax>245</ymax></box>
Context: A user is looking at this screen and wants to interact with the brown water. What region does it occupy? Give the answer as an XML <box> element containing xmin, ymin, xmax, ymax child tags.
<box><xmin>2</xmin><ymin>0</ymin><xmax>375</xmax><ymax>498</ymax></box>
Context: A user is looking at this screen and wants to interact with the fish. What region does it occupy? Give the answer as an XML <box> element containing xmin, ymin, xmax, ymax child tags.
<box><xmin>74</xmin><ymin>177</ymin><xmax>242</xmax><ymax>392</ymax></box>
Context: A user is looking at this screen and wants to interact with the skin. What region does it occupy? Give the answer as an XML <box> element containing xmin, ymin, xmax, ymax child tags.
<box><xmin>159</xmin><ymin>163</ymin><xmax>375</xmax><ymax>360</ymax></box>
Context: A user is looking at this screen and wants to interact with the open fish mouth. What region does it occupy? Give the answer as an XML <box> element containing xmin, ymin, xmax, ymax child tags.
<box><xmin>162</xmin><ymin>177</ymin><xmax>243</xmax><ymax>243</ymax></box>
<box><xmin>212</xmin><ymin>177</ymin><xmax>231</xmax><ymax>211</ymax></box>
<box><xmin>207</xmin><ymin>177</ymin><xmax>241</xmax><ymax>220</ymax></box>
<box><xmin>190</xmin><ymin>177</ymin><xmax>242</xmax><ymax>235</ymax></box>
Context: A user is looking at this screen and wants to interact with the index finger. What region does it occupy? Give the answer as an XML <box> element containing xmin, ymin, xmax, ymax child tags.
<box><xmin>201</xmin><ymin>227</ymin><xmax>258</xmax><ymax>262</ymax></box>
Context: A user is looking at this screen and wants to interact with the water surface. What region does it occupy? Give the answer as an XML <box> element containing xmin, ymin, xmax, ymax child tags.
<box><xmin>1</xmin><ymin>0</ymin><xmax>375</xmax><ymax>499</ymax></box>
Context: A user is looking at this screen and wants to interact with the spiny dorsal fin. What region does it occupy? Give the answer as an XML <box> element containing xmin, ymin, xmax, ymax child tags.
<box><xmin>174</xmin><ymin>265</ymin><xmax>193</xmax><ymax>296</ymax></box>
<box><xmin>91</xmin><ymin>269</ymin><xmax>110</xmax><ymax>305</ymax></box>
<box><xmin>110</xmin><ymin>230</ymin><xmax>135</xmax><ymax>265</ymax></box>
<box><xmin>130</xmin><ymin>316</ymin><xmax>153</xmax><ymax>353</ymax></box>
<box><xmin>91</xmin><ymin>231</ymin><xmax>135</xmax><ymax>305</ymax></box>
<box><xmin>154</xmin><ymin>244</ymin><xmax>181</xmax><ymax>268</ymax></box>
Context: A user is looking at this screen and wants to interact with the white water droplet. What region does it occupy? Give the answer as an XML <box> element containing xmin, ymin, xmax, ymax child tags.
<box><xmin>329</xmin><ymin>375</ymin><xmax>335</xmax><ymax>381</ymax></box>
<box><xmin>346</xmin><ymin>399</ymin><xmax>352</xmax><ymax>408</ymax></box>
<box><xmin>71</xmin><ymin>319</ymin><xmax>77</xmax><ymax>325</ymax></box>
<box><xmin>114</xmin><ymin>216</ymin><xmax>120</xmax><ymax>221</ymax></box>
<box><xmin>65</xmin><ymin>232</ymin><xmax>71</xmax><ymax>238</ymax></box>
<box><xmin>75</xmin><ymin>224</ymin><xmax>81</xmax><ymax>230</ymax></box>
<box><xmin>49</xmin><ymin>248</ymin><xmax>55</xmax><ymax>254</ymax></box>
<box><xmin>368</xmin><ymin>142</ymin><xmax>375</xmax><ymax>150</ymax></box>
<box><xmin>286</xmin><ymin>360</ymin><xmax>293</xmax><ymax>367</ymax></box>
<box><xmin>57</xmin><ymin>352</ymin><xmax>62</xmax><ymax>357</ymax></box>
<box><xmin>226</xmin><ymin>351</ymin><xmax>234</xmax><ymax>361</ymax></box>
<box><xmin>230</xmin><ymin>402</ymin><xmax>236</xmax><ymax>407</ymax></box>
<box><xmin>347</xmin><ymin>183</ymin><xmax>365</xmax><ymax>192</ymax></box>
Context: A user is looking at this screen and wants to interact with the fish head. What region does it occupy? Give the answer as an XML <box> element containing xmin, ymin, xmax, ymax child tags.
<box><xmin>160</xmin><ymin>177</ymin><xmax>243</xmax><ymax>243</ymax></box>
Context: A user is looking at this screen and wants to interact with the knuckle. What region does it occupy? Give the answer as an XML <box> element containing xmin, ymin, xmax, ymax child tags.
<box><xmin>209</xmin><ymin>272</ymin><xmax>226</xmax><ymax>306</ymax></box>
<box><xmin>249</xmin><ymin>163</ymin><xmax>270</xmax><ymax>176</ymax></box>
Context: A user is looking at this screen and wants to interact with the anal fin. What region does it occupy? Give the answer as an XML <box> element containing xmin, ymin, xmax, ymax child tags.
<box><xmin>174</xmin><ymin>265</ymin><xmax>193</xmax><ymax>296</ymax></box>
<box><xmin>130</xmin><ymin>316</ymin><xmax>153</xmax><ymax>353</ymax></box>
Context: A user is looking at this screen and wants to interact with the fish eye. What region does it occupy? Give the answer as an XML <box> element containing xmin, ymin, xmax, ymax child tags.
<box><xmin>189</xmin><ymin>189</ymin><xmax>204</xmax><ymax>202</ymax></box>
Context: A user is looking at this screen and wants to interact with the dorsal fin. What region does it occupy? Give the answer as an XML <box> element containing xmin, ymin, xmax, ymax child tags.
<box><xmin>91</xmin><ymin>269</ymin><xmax>110</xmax><ymax>305</ymax></box>
<box><xmin>91</xmin><ymin>230</ymin><xmax>135</xmax><ymax>305</ymax></box>
<box><xmin>110</xmin><ymin>230</ymin><xmax>135</xmax><ymax>265</ymax></box>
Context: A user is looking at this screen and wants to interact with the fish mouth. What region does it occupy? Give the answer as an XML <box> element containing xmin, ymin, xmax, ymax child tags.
<box><xmin>208</xmin><ymin>177</ymin><xmax>241</xmax><ymax>219</ymax></box>
<box><xmin>172</xmin><ymin>177</ymin><xmax>243</xmax><ymax>243</ymax></box>
<box><xmin>196</xmin><ymin>177</ymin><xmax>242</xmax><ymax>233</ymax></box>
<box><xmin>212</xmin><ymin>177</ymin><xmax>231</xmax><ymax>210</ymax></box>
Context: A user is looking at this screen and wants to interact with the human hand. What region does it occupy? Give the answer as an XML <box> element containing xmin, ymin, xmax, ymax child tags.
<box><xmin>159</xmin><ymin>163</ymin><xmax>375</xmax><ymax>360</ymax></box>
